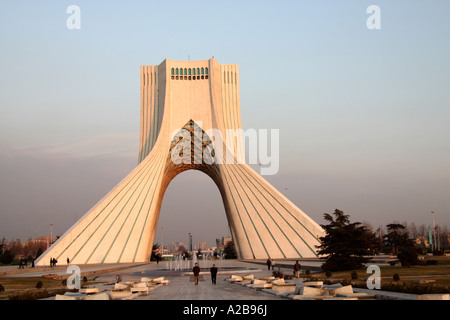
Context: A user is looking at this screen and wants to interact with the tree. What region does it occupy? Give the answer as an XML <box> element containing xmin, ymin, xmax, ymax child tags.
<box><xmin>0</xmin><ymin>250</ymin><xmax>14</xmax><ymax>264</ymax></box>
<box><xmin>223</xmin><ymin>240</ymin><xmax>237</xmax><ymax>259</ymax></box>
<box><xmin>317</xmin><ymin>209</ymin><xmax>377</xmax><ymax>271</ymax></box>
<box><xmin>384</xmin><ymin>223</ymin><xmax>418</xmax><ymax>267</ymax></box>
<box><xmin>384</xmin><ymin>223</ymin><xmax>414</xmax><ymax>255</ymax></box>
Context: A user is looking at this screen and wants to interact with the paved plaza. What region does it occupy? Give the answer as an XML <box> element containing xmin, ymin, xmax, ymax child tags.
<box><xmin>1</xmin><ymin>258</ymin><xmax>429</xmax><ymax>301</ymax></box>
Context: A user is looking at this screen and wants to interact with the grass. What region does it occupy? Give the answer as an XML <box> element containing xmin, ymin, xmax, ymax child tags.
<box><xmin>0</xmin><ymin>276</ymin><xmax>97</xmax><ymax>300</ymax></box>
<box><xmin>308</xmin><ymin>263</ymin><xmax>450</xmax><ymax>295</ymax></box>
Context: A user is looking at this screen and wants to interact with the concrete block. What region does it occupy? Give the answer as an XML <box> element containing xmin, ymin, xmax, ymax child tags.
<box><xmin>253</xmin><ymin>283</ymin><xmax>272</xmax><ymax>289</ymax></box>
<box><xmin>253</xmin><ymin>279</ymin><xmax>267</xmax><ymax>284</ymax></box>
<box><xmin>153</xmin><ymin>278</ymin><xmax>169</xmax><ymax>285</ymax></box>
<box><xmin>141</xmin><ymin>277</ymin><xmax>153</xmax><ymax>282</ymax></box>
<box><xmin>152</xmin><ymin>277</ymin><xmax>165</xmax><ymax>282</ymax></box>
<box><xmin>304</xmin><ymin>281</ymin><xmax>323</xmax><ymax>287</ymax></box>
<box><xmin>272</xmin><ymin>283</ymin><xmax>296</xmax><ymax>293</ymax></box>
<box><xmin>243</xmin><ymin>274</ymin><xmax>255</xmax><ymax>280</ymax></box>
<box><xmin>122</xmin><ymin>293</ymin><xmax>141</xmax><ymax>300</ymax></box>
<box><xmin>337</xmin><ymin>293</ymin><xmax>376</xmax><ymax>299</ymax></box>
<box><xmin>110</xmin><ymin>290</ymin><xmax>134</xmax><ymax>300</ymax></box>
<box><xmin>230</xmin><ymin>275</ymin><xmax>243</xmax><ymax>282</ymax></box>
<box><xmin>55</xmin><ymin>293</ymin><xmax>84</xmax><ymax>300</ymax></box>
<box><xmin>131</xmin><ymin>287</ymin><xmax>149</xmax><ymax>294</ymax></box>
<box><xmin>300</xmin><ymin>286</ymin><xmax>327</xmax><ymax>296</ymax></box>
<box><xmin>79</xmin><ymin>288</ymin><xmax>99</xmax><ymax>294</ymax></box>
<box><xmin>114</xmin><ymin>283</ymin><xmax>130</xmax><ymax>290</ymax></box>
<box><xmin>329</xmin><ymin>285</ymin><xmax>353</xmax><ymax>295</ymax></box>
<box><xmin>240</xmin><ymin>279</ymin><xmax>252</xmax><ymax>285</ymax></box>
<box><xmin>84</xmin><ymin>292</ymin><xmax>110</xmax><ymax>300</ymax></box>
<box><xmin>417</xmin><ymin>294</ymin><xmax>449</xmax><ymax>300</ymax></box>
<box><xmin>293</xmin><ymin>295</ymin><xmax>334</xmax><ymax>300</ymax></box>
<box><xmin>261</xmin><ymin>276</ymin><xmax>275</xmax><ymax>281</ymax></box>
<box><xmin>133</xmin><ymin>282</ymin><xmax>149</xmax><ymax>288</ymax></box>
<box><xmin>271</xmin><ymin>278</ymin><xmax>285</xmax><ymax>285</ymax></box>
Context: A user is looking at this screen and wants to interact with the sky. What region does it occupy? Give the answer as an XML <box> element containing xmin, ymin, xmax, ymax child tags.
<box><xmin>0</xmin><ymin>1</ymin><xmax>449</xmax><ymax>248</ymax></box>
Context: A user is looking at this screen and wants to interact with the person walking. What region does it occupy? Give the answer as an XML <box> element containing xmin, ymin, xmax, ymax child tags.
<box><xmin>193</xmin><ymin>262</ymin><xmax>200</xmax><ymax>285</ymax></box>
<box><xmin>210</xmin><ymin>264</ymin><xmax>218</xmax><ymax>285</ymax></box>
<box><xmin>266</xmin><ymin>258</ymin><xmax>271</xmax><ymax>271</ymax></box>
<box><xmin>294</xmin><ymin>260</ymin><xmax>301</xmax><ymax>278</ymax></box>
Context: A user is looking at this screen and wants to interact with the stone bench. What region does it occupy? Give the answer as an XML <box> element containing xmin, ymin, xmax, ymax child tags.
<box><xmin>79</xmin><ymin>288</ymin><xmax>99</xmax><ymax>294</ymax></box>
<box><xmin>417</xmin><ymin>294</ymin><xmax>449</xmax><ymax>300</ymax></box>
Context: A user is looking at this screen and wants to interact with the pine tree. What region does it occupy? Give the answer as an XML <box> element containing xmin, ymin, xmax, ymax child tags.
<box><xmin>317</xmin><ymin>209</ymin><xmax>376</xmax><ymax>271</ymax></box>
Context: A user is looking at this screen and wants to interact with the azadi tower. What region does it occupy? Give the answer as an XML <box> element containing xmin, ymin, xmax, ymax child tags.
<box><xmin>35</xmin><ymin>58</ymin><xmax>324</xmax><ymax>266</ymax></box>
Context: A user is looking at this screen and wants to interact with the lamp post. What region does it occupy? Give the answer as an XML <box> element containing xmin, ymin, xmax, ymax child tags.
<box><xmin>432</xmin><ymin>211</ymin><xmax>436</xmax><ymax>252</ymax></box>
<box><xmin>188</xmin><ymin>233</ymin><xmax>192</xmax><ymax>253</ymax></box>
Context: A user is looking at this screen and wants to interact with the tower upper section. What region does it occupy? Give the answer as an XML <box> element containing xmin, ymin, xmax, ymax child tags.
<box><xmin>139</xmin><ymin>58</ymin><xmax>243</xmax><ymax>163</ymax></box>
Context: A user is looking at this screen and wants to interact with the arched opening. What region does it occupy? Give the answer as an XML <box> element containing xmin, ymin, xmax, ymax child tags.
<box><xmin>154</xmin><ymin>170</ymin><xmax>230</xmax><ymax>255</ymax></box>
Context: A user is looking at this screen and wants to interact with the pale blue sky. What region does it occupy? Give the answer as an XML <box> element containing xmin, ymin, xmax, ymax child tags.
<box><xmin>1</xmin><ymin>1</ymin><xmax>449</xmax><ymax>246</ymax></box>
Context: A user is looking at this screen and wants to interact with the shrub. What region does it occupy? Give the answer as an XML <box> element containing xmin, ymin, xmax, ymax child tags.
<box><xmin>393</xmin><ymin>273</ymin><xmax>400</xmax><ymax>281</ymax></box>
<box><xmin>325</xmin><ymin>271</ymin><xmax>332</xmax><ymax>278</ymax></box>
<box><xmin>36</xmin><ymin>281</ymin><xmax>43</xmax><ymax>289</ymax></box>
<box><xmin>0</xmin><ymin>250</ymin><xmax>14</xmax><ymax>264</ymax></box>
<box><xmin>305</xmin><ymin>269</ymin><xmax>311</xmax><ymax>276</ymax></box>
<box><xmin>272</xmin><ymin>270</ymin><xmax>284</xmax><ymax>279</ymax></box>
<box><xmin>351</xmin><ymin>271</ymin><xmax>358</xmax><ymax>280</ymax></box>
<box><xmin>433</xmin><ymin>250</ymin><xmax>444</xmax><ymax>256</ymax></box>
<box><xmin>398</xmin><ymin>246</ymin><xmax>419</xmax><ymax>267</ymax></box>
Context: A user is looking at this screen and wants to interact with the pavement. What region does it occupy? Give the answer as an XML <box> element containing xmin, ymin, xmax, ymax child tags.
<box><xmin>0</xmin><ymin>258</ymin><xmax>427</xmax><ymax>301</ymax></box>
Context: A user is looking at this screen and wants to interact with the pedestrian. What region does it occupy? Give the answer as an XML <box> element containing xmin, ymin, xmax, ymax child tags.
<box><xmin>50</xmin><ymin>257</ymin><xmax>53</xmax><ymax>267</ymax></box>
<box><xmin>53</xmin><ymin>258</ymin><xmax>58</xmax><ymax>267</ymax></box>
<box><xmin>193</xmin><ymin>262</ymin><xmax>200</xmax><ymax>285</ymax></box>
<box><xmin>210</xmin><ymin>264</ymin><xmax>218</xmax><ymax>285</ymax></box>
<box><xmin>293</xmin><ymin>260</ymin><xmax>301</xmax><ymax>278</ymax></box>
<box><xmin>67</xmin><ymin>257</ymin><xmax>70</xmax><ymax>265</ymax></box>
<box><xmin>266</xmin><ymin>258</ymin><xmax>271</xmax><ymax>271</ymax></box>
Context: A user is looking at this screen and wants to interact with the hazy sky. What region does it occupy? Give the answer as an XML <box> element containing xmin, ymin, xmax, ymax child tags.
<box><xmin>1</xmin><ymin>1</ymin><xmax>449</xmax><ymax>247</ymax></box>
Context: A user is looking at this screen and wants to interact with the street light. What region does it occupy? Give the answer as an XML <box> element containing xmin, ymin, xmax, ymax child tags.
<box><xmin>431</xmin><ymin>211</ymin><xmax>436</xmax><ymax>252</ymax></box>
<box><xmin>188</xmin><ymin>233</ymin><xmax>192</xmax><ymax>253</ymax></box>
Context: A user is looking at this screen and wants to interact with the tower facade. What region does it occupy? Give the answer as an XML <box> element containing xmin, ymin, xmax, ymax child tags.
<box><xmin>35</xmin><ymin>58</ymin><xmax>324</xmax><ymax>265</ymax></box>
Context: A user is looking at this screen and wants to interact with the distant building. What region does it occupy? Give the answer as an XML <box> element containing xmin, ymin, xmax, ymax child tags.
<box><xmin>198</xmin><ymin>242</ymin><xmax>208</xmax><ymax>251</ymax></box>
